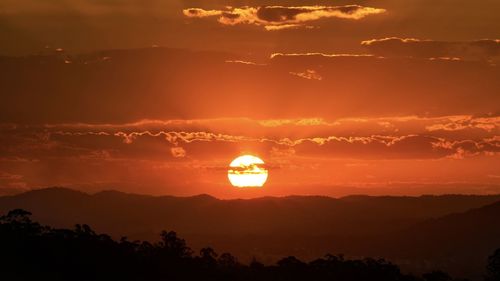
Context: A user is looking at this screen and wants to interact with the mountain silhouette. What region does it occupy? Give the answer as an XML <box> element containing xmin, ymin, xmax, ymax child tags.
<box><xmin>379</xmin><ymin>200</ymin><xmax>500</xmax><ymax>279</ymax></box>
<box><xmin>1</xmin><ymin>187</ymin><xmax>499</xmax><ymax>238</ymax></box>
<box><xmin>0</xmin><ymin>187</ymin><xmax>499</xmax><ymax>279</ymax></box>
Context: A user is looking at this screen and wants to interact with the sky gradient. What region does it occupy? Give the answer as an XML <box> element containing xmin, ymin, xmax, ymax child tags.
<box><xmin>0</xmin><ymin>0</ymin><xmax>499</xmax><ymax>197</ymax></box>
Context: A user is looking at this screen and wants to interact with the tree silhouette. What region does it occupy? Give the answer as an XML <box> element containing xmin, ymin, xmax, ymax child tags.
<box><xmin>158</xmin><ymin>230</ymin><xmax>193</xmax><ymax>259</ymax></box>
<box><xmin>0</xmin><ymin>209</ymin><xmax>485</xmax><ymax>281</ymax></box>
<box><xmin>1</xmin><ymin>209</ymin><xmax>32</xmax><ymax>222</ymax></box>
<box><xmin>218</xmin><ymin>252</ymin><xmax>239</xmax><ymax>268</ymax></box>
<box><xmin>199</xmin><ymin>247</ymin><xmax>218</xmax><ymax>265</ymax></box>
<box><xmin>423</xmin><ymin>270</ymin><xmax>452</xmax><ymax>281</ymax></box>
<box><xmin>486</xmin><ymin>248</ymin><xmax>500</xmax><ymax>281</ymax></box>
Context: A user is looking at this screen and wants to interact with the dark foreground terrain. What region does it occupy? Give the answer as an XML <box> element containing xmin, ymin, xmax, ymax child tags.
<box><xmin>1</xmin><ymin>209</ymin><xmax>499</xmax><ymax>281</ymax></box>
<box><xmin>1</xmin><ymin>188</ymin><xmax>499</xmax><ymax>280</ymax></box>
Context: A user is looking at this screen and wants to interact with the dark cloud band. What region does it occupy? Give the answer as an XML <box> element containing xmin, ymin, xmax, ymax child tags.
<box><xmin>183</xmin><ymin>5</ymin><xmax>386</xmax><ymax>30</ymax></box>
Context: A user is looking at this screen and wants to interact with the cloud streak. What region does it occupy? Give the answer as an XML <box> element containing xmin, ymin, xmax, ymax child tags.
<box><xmin>2</xmin><ymin>118</ymin><xmax>498</xmax><ymax>161</ymax></box>
<box><xmin>270</xmin><ymin>53</ymin><xmax>375</xmax><ymax>59</ymax></box>
<box><xmin>2</xmin><ymin>117</ymin><xmax>498</xmax><ymax>194</ymax></box>
<box><xmin>183</xmin><ymin>5</ymin><xmax>386</xmax><ymax>30</ymax></box>
<box><xmin>289</xmin><ymin>69</ymin><xmax>323</xmax><ymax>81</ymax></box>
<box><xmin>362</xmin><ymin>37</ymin><xmax>500</xmax><ymax>62</ymax></box>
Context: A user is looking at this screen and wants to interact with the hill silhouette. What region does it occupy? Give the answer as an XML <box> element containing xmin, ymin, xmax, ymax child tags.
<box><xmin>0</xmin><ymin>187</ymin><xmax>499</xmax><ymax>279</ymax></box>
<box><xmin>328</xmin><ymin>200</ymin><xmax>500</xmax><ymax>279</ymax></box>
<box><xmin>1</xmin><ymin>188</ymin><xmax>499</xmax><ymax>238</ymax></box>
<box><xmin>1</xmin><ymin>208</ymin><xmax>498</xmax><ymax>281</ymax></box>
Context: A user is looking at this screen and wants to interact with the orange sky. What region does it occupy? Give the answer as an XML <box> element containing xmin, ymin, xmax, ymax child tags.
<box><xmin>0</xmin><ymin>0</ymin><xmax>499</xmax><ymax>197</ymax></box>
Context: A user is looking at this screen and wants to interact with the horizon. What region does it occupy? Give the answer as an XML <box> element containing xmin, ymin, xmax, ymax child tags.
<box><xmin>4</xmin><ymin>185</ymin><xmax>500</xmax><ymax>200</ymax></box>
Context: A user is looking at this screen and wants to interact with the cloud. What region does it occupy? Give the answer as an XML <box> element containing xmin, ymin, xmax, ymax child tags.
<box><xmin>2</xmin><ymin>47</ymin><xmax>499</xmax><ymax>124</ymax></box>
<box><xmin>182</xmin><ymin>8</ymin><xmax>222</xmax><ymax>18</ymax></box>
<box><xmin>270</xmin><ymin>53</ymin><xmax>374</xmax><ymax>59</ymax></box>
<box><xmin>183</xmin><ymin>5</ymin><xmax>386</xmax><ymax>30</ymax></box>
<box><xmin>362</xmin><ymin>37</ymin><xmax>500</xmax><ymax>62</ymax></box>
<box><xmin>2</xmin><ymin>118</ymin><xmax>498</xmax><ymax>194</ymax></box>
<box><xmin>224</xmin><ymin>60</ymin><xmax>266</xmax><ymax>66</ymax></box>
<box><xmin>432</xmin><ymin>137</ymin><xmax>500</xmax><ymax>159</ymax></box>
<box><xmin>37</xmin><ymin>115</ymin><xmax>498</xmax><ymax>134</ymax></box>
<box><xmin>425</xmin><ymin>116</ymin><xmax>500</xmax><ymax>132</ymax></box>
<box><xmin>264</xmin><ymin>24</ymin><xmax>308</xmax><ymax>31</ymax></box>
<box><xmin>113</xmin><ymin>131</ymin><xmax>249</xmax><ymax>146</ymax></box>
<box><xmin>293</xmin><ymin>135</ymin><xmax>500</xmax><ymax>160</ymax></box>
<box><xmin>0</xmin><ymin>171</ymin><xmax>23</xmax><ymax>180</ymax></box>
<box><xmin>289</xmin><ymin>69</ymin><xmax>323</xmax><ymax>81</ymax></box>
<box><xmin>2</xmin><ymin>119</ymin><xmax>498</xmax><ymax>161</ymax></box>
<box><xmin>171</xmin><ymin>147</ymin><xmax>186</xmax><ymax>158</ymax></box>
<box><xmin>258</xmin><ymin>118</ymin><xmax>333</xmax><ymax>127</ymax></box>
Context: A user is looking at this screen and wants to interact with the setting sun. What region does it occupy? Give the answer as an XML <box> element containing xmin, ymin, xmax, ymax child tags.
<box><xmin>0</xmin><ymin>1</ymin><xmax>499</xmax><ymax>280</ymax></box>
<box><xmin>228</xmin><ymin>155</ymin><xmax>268</xmax><ymax>187</ymax></box>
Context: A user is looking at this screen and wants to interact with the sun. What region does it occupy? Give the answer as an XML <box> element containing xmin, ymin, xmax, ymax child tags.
<box><xmin>228</xmin><ymin>155</ymin><xmax>268</xmax><ymax>187</ymax></box>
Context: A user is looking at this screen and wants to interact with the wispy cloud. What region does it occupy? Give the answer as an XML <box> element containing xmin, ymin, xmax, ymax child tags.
<box><xmin>362</xmin><ymin>37</ymin><xmax>500</xmax><ymax>62</ymax></box>
<box><xmin>2</xmin><ymin>117</ymin><xmax>498</xmax><ymax>161</ymax></box>
<box><xmin>270</xmin><ymin>53</ymin><xmax>374</xmax><ymax>59</ymax></box>
<box><xmin>224</xmin><ymin>60</ymin><xmax>266</xmax><ymax>66</ymax></box>
<box><xmin>183</xmin><ymin>5</ymin><xmax>386</xmax><ymax>31</ymax></box>
<box><xmin>2</xmin><ymin>117</ymin><xmax>498</xmax><ymax>193</ymax></box>
<box><xmin>170</xmin><ymin>147</ymin><xmax>186</xmax><ymax>158</ymax></box>
<box><xmin>289</xmin><ymin>69</ymin><xmax>323</xmax><ymax>81</ymax></box>
<box><xmin>425</xmin><ymin>116</ymin><xmax>500</xmax><ymax>132</ymax></box>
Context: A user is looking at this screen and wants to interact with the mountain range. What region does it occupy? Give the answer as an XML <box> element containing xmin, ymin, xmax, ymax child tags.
<box><xmin>0</xmin><ymin>187</ymin><xmax>499</xmax><ymax>280</ymax></box>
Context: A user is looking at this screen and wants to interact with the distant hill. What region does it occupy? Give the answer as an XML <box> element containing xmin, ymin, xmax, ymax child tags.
<box><xmin>0</xmin><ymin>187</ymin><xmax>499</xmax><ymax>239</ymax></box>
<box><xmin>380</xmin><ymin>200</ymin><xmax>500</xmax><ymax>279</ymax></box>
<box><xmin>0</xmin><ymin>187</ymin><xmax>499</xmax><ymax>279</ymax></box>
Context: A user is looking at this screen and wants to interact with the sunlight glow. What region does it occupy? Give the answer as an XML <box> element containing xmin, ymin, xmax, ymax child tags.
<box><xmin>228</xmin><ymin>155</ymin><xmax>268</xmax><ymax>187</ymax></box>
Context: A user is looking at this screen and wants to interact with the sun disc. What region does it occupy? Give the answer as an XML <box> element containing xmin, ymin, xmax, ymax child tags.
<box><xmin>228</xmin><ymin>155</ymin><xmax>268</xmax><ymax>187</ymax></box>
